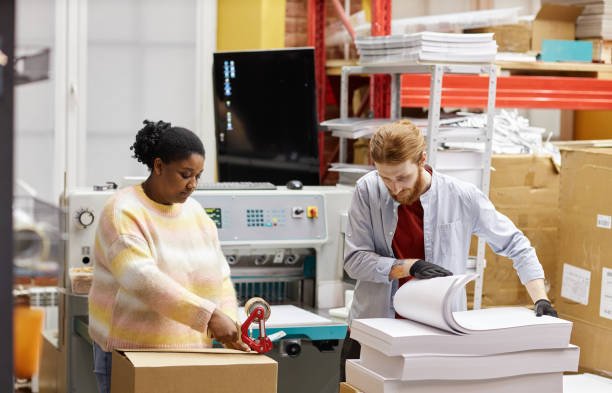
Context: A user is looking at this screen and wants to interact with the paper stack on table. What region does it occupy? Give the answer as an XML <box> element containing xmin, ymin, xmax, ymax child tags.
<box><xmin>346</xmin><ymin>274</ymin><xmax>579</xmax><ymax>393</ymax></box>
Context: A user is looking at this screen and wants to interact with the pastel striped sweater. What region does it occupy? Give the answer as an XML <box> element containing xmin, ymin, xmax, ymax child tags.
<box><xmin>88</xmin><ymin>185</ymin><xmax>237</xmax><ymax>351</ymax></box>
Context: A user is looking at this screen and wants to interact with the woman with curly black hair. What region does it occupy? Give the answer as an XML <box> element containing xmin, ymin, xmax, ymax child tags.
<box><xmin>88</xmin><ymin>120</ymin><xmax>247</xmax><ymax>393</ymax></box>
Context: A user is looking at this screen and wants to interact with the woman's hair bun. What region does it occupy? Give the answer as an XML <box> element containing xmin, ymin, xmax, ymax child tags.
<box><xmin>130</xmin><ymin>120</ymin><xmax>172</xmax><ymax>167</ymax></box>
<box><xmin>130</xmin><ymin>120</ymin><xmax>204</xmax><ymax>170</ymax></box>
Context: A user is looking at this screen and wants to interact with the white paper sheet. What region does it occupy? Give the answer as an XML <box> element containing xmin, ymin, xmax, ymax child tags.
<box><xmin>596</xmin><ymin>214</ymin><xmax>612</xmax><ymax>229</ymax></box>
<box><xmin>392</xmin><ymin>275</ymin><xmax>469</xmax><ymax>332</ymax></box>
<box><xmin>600</xmin><ymin>267</ymin><xmax>612</xmax><ymax>320</ymax></box>
<box><xmin>451</xmin><ymin>307</ymin><xmax>565</xmax><ymax>331</ymax></box>
<box><xmin>351</xmin><ymin>316</ymin><xmax>573</xmax><ymax>357</ymax></box>
<box><xmin>238</xmin><ymin>305</ymin><xmax>330</xmax><ymax>328</ymax></box>
<box><xmin>393</xmin><ymin>273</ymin><xmax>573</xmax><ymax>336</ymax></box>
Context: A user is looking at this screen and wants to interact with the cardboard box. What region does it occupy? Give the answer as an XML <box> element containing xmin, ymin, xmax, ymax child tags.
<box><xmin>574</xmin><ymin>111</ymin><xmax>612</xmax><ymax>141</ymax></box>
<box><xmin>532</xmin><ymin>4</ymin><xmax>584</xmax><ymax>52</ymax></box>
<box><xmin>465</xmin><ymin>24</ymin><xmax>531</xmax><ymax>53</ymax></box>
<box><xmin>557</xmin><ymin>147</ymin><xmax>612</xmax><ymax>377</ymax></box>
<box><xmin>468</xmin><ymin>155</ymin><xmax>560</xmax><ymax>307</ymax></box>
<box><xmin>581</xmin><ymin>39</ymin><xmax>612</xmax><ymax>63</ymax></box>
<box><xmin>469</xmin><ymin>5</ymin><xmax>584</xmax><ymax>55</ymax></box>
<box><xmin>339</xmin><ymin>382</ymin><xmax>362</xmax><ymax>393</ymax></box>
<box><xmin>111</xmin><ymin>348</ymin><xmax>277</xmax><ymax>393</ymax></box>
<box><xmin>561</xmin><ymin>317</ymin><xmax>612</xmax><ymax>378</ymax></box>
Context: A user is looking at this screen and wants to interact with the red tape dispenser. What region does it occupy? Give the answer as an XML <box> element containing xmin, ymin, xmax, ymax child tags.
<box><xmin>240</xmin><ymin>297</ymin><xmax>286</xmax><ymax>354</ymax></box>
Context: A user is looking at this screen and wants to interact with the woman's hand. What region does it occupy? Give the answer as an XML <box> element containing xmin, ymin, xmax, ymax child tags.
<box><xmin>208</xmin><ymin>309</ymin><xmax>250</xmax><ymax>351</ymax></box>
<box><xmin>223</xmin><ymin>340</ymin><xmax>251</xmax><ymax>351</ymax></box>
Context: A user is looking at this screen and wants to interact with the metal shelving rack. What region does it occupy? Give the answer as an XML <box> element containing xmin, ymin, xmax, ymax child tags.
<box><xmin>338</xmin><ymin>62</ymin><xmax>497</xmax><ymax>309</ymax></box>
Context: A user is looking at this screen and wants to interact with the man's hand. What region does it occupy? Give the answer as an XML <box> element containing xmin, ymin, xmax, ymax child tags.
<box><xmin>409</xmin><ymin>260</ymin><xmax>453</xmax><ymax>279</ymax></box>
<box><xmin>534</xmin><ymin>299</ymin><xmax>558</xmax><ymax>317</ymax></box>
<box><xmin>208</xmin><ymin>309</ymin><xmax>250</xmax><ymax>351</ymax></box>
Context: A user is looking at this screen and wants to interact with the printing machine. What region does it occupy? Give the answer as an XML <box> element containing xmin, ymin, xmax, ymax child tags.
<box><xmin>55</xmin><ymin>184</ymin><xmax>353</xmax><ymax>393</ymax></box>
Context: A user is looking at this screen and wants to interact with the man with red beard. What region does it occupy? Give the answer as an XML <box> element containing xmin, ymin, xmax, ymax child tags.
<box><xmin>339</xmin><ymin>120</ymin><xmax>557</xmax><ymax>381</ymax></box>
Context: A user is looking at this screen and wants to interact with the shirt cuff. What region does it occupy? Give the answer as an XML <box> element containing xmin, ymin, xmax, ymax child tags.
<box><xmin>377</xmin><ymin>256</ymin><xmax>396</xmax><ymax>282</ymax></box>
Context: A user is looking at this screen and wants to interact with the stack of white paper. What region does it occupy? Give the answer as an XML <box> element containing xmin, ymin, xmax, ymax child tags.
<box><xmin>346</xmin><ymin>274</ymin><xmax>579</xmax><ymax>393</ymax></box>
<box><xmin>320</xmin><ymin>115</ymin><xmax>480</xmax><ymax>140</ymax></box>
<box><xmin>355</xmin><ymin>32</ymin><xmax>497</xmax><ymax>65</ymax></box>
<box><xmin>576</xmin><ymin>0</ymin><xmax>612</xmax><ymax>38</ymax></box>
<box><xmin>320</xmin><ymin>118</ymin><xmax>392</xmax><ymax>139</ymax></box>
<box><xmin>546</xmin><ymin>0</ymin><xmax>612</xmax><ymax>39</ymax></box>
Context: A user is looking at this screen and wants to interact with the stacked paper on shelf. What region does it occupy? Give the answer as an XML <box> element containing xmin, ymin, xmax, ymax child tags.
<box><xmin>320</xmin><ymin>118</ymin><xmax>392</xmax><ymax>139</ymax></box>
<box><xmin>546</xmin><ymin>0</ymin><xmax>612</xmax><ymax>39</ymax></box>
<box><xmin>355</xmin><ymin>32</ymin><xmax>497</xmax><ymax>65</ymax></box>
<box><xmin>577</xmin><ymin>14</ymin><xmax>612</xmax><ymax>39</ymax></box>
<box><xmin>320</xmin><ymin>115</ymin><xmax>481</xmax><ymax>140</ymax></box>
<box><xmin>347</xmin><ymin>274</ymin><xmax>579</xmax><ymax>393</ymax></box>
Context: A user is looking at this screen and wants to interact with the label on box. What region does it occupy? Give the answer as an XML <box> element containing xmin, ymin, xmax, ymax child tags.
<box><xmin>596</xmin><ymin>214</ymin><xmax>612</xmax><ymax>229</ymax></box>
<box><xmin>601</xmin><ymin>267</ymin><xmax>612</xmax><ymax>320</ymax></box>
<box><xmin>561</xmin><ymin>263</ymin><xmax>591</xmax><ymax>305</ymax></box>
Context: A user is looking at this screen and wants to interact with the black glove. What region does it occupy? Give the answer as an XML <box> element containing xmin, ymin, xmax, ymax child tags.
<box><xmin>534</xmin><ymin>299</ymin><xmax>558</xmax><ymax>317</ymax></box>
<box><xmin>409</xmin><ymin>260</ymin><xmax>453</xmax><ymax>279</ymax></box>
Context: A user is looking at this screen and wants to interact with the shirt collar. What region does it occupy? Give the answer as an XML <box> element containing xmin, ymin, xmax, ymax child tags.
<box><xmin>420</xmin><ymin>165</ymin><xmax>437</xmax><ymax>202</ymax></box>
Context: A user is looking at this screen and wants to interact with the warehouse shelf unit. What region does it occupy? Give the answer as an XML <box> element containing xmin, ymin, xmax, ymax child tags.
<box><xmin>326</xmin><ymin>60</ymin><xmax>612</xmax><ymax>110</ymax></box>
<box><xmin>307</xmin><ymin>0</ymin><xmax>392</xmax><ymax>181</ymax></box>
<box><xmin>338</xmin><ymin>62</ymin><xmax>498</xmax><ymax>309</ymax></box>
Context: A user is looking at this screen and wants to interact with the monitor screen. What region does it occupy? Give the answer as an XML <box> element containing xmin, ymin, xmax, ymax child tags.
<box><xmin>212</xmin><ymin>48</ymin><xmax>319</xmax><ymax>185</ymax></box>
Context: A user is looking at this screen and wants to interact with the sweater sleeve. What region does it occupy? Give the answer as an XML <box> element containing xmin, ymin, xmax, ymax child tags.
<box><xmin>218</xmin><ymin>276</ymin><xmax>239</xmax><ymax>321</ymax></box>
<box><xmin>206</xmin><ymin>217</ymin><xmax>239</xmax><ymax>321</ymax></box>
<box><xmin>104</xmin><ymin>233</ymin><xmax>217</xmax><ymax>333</ymax></box>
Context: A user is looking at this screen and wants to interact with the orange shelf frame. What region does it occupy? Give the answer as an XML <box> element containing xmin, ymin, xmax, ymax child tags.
<box><xmin>401</xmin><ymin>74</ymin><xmax>612</xmax><ymax>110</ymax></box>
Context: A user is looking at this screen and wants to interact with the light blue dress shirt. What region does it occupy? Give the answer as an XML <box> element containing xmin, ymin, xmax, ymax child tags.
<box><xmin>344</xmin><ymin>168</ymin><xmax>545</xmax><ymax>324</ymax></box>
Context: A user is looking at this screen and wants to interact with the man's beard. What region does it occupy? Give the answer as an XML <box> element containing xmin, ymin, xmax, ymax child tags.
<box><xmin>391</xmin><ymin>167</ymin><xmax>425</xmax><ymax>205</ymax></box>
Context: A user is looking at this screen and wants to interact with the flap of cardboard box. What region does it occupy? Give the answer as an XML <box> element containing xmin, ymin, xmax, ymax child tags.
<box><xmin>536</xmin><ymin>4</ymin><xmax>584</xmax><ymax>22</ymax></box>
<box><xmin>115</xmin><ymin>348</ymin><xmax>275</xmax><ymax>368</ymax></box>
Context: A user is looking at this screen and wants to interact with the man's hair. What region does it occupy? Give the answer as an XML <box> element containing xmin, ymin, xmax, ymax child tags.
<box><xmin>369</xmin><ymin>120</ymin><xmax>426</xmax><ymax>164</ymax></box>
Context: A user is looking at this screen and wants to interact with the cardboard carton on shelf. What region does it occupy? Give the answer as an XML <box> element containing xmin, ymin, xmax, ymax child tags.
<box><xmin>531</xmin><ymin>4</ymin><xmax>584</xmax><ymax>52</ymax></box>
<box><xmin>466</xmin><ymin>4</ymin><xmax>584</xmax><ymax>55</ymax></box>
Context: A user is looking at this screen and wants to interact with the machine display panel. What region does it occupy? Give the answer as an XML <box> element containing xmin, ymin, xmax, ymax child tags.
<box><xmin>204</xmin><ymin>207</ymin><xmax>223</xmax><ymax>228</ymax></box>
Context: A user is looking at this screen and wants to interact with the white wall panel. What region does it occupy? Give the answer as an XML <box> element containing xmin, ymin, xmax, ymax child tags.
<box><xmin>15</xmin><ymin>0</ymin><xmax>56</xmax><ymax>203</ymax></box>
<box><xmin>86</xmin><ymin>0</ymin><xmax>197</xmax><ymax>186</ymax></box>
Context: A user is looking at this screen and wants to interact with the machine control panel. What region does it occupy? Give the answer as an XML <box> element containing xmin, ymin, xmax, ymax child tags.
<box><xmin>66</xmin><ymin>189</ymin><xmax>334</xmax><ymax>269</ymax></box>
<box><xmin>192</xmin><ymin>192</ymin><xmax>327</xmax><ymax>243</ymax></box>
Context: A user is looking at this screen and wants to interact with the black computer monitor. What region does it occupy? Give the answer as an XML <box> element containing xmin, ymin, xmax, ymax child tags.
<box><xmin>212</xmin><ymin>48</ymin><xmax>319</xmax><ymax>185</ymax></box>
